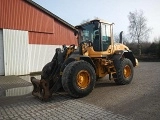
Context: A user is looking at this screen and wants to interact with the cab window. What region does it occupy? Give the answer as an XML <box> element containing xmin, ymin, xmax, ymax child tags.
<box><xmin>101</xmin><ymin>23</ymin><xmax>111</xmax><ymax>51</ymax></box>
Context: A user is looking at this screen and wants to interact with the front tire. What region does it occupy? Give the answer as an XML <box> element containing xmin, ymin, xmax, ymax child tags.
<box><xmin>113</xmin><ymin>58</ymin><xmax>134</xmax><ymax>85</ymax></box>
<box><xmin>62</xmin><ymin>60</ymin><xmax>96</xmax><ymax>98</ymax></box>
<box><xmin>41</xmin><ymin>61</ymin><xmax>55</xmax><ymax>79</ymax></box>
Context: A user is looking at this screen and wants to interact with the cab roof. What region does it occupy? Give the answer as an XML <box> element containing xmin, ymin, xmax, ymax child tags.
<box><xmin>75</xmin><ymin>19</ymin><xmax>113</xmax><ymax>28</ymax></box>
<box><xmin>91</xmin><ymin>19</ymin><xmax>113</xmax><ymax>24</ymax></box>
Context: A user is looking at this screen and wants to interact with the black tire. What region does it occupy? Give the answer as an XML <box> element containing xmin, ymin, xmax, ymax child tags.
<box><xmin>41</xmin><ymin>60</ymin><xmax>57</xmax><ymax>80</ymax></box>
<box><xmin>41</xmin><ymin>62</ymin><xmax>54</xmax><ymax>79</ymax></box>
<box><xmin>60</xmin><ymin>58</ymin><xmax>76</xmax><ymax>72</ymax></box>
<box><xmin>62</xmin><ymin>60</ymin><xmax>96</xmax><ymax>98</ymax></box>
<box><xmin>113</xmin><ymin>58</ymin><xmax>134</xmax><ymax>85</ymax></box>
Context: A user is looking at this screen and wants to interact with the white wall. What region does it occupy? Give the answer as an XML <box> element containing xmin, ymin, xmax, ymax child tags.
<box><xmin>29</xmin><ymin>44</ymin><xmax>61</xmax><ymax>73</ymax></box>
<box><xmin>3</xmin><ymin>29</ymin><xmax>29</xmax><ymax>75</ymax></box>
<box><xmin>2</xmin><ymin>29</ymin><xmax>66</xmax><ymax>75</ymax></box>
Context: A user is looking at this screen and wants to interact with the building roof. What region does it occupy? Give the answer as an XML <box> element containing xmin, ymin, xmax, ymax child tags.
<box><xmin>25</xmin><ymin>0</ymin><xmax>75</xmax><ymax>30</ymax></box>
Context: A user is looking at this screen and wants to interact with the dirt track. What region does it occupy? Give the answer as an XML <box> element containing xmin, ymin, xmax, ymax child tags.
<box><xmin>80</xmin><ymin>62</ymin><xmax>160</xmax><ymax>120</ymax></box>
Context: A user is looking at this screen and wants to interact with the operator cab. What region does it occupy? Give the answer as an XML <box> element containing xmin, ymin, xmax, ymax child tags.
<box><xmin>75</xmin><ymin>19</ymin><xmax>113</xmax><ymax>52</ymax></box>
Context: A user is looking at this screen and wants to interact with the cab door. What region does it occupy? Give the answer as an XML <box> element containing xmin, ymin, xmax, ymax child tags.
<box><xmin>101</xmin><ymin>23</ymin><xmax>111</xmax><ymax>51</ymax></box>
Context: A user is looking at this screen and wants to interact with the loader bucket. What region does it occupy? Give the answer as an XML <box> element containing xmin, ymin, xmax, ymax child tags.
<box><xmin>31</xmin><ymin>77</ymin><xmax>51</xmax><ymax>101</ymax></box>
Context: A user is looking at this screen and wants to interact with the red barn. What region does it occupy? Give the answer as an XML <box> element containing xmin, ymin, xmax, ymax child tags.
<box><xmin>0</xmin><ymin>0</ymin><xmax>77</xmax><ymax>76</ymax></box>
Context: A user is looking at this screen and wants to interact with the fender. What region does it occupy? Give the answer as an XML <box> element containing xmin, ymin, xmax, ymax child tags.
<box><xmin>60</xmin><ymin>50</ymin><xmax>96</xmax><ymax>72</ymax></box>
<box><xmin>80</xmin><ymin>56</ymin><xmax>96</xmax><ymax>71</ymax></box>
<box><xmin>112</xmin><ymin>50</ymin><xmax>137</xmax><ymax>67</ymax></box>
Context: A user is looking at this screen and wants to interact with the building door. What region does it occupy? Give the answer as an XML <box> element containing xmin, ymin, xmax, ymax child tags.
<box><xmin>0</xmin><ymin>29</ymin><xmax>5</xmax><ymax>75</ymax></box>
<box><xmin>3</xmin><ymin>29</ymin><xmax>29</xmax><ymax>75</ymax></box>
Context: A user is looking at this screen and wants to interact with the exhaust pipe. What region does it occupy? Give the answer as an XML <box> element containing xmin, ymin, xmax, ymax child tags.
<box><xmin>119</xmin><ymin>31</ymin><xmax>123</xmax><ymax>44</ymax></box>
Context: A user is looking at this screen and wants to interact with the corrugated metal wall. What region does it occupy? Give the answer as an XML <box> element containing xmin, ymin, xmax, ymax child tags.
<box><xmin>0</xmin><ymin>0</ymin><xmax>54</xmax><ymax>33</ymax></box>
<box><xmin>0</xmin><ymin>0</ymin><xmax>77</xmax><ymax>45</ymax></box>
<box><xmin>29</xmin><ymin>44</ymin><xmax>61</xmax><ymax>72</ymax></box>
<box><xmin>29</xmin><ymin>20</ymin><xmax>77</xmax><ymax>45</ymax></box>
<box><xmin>53</xmin><ymin>20</ymin><xmax>77</xmax><ymax>45</ymax></box>
<box><xmin>0</xmin><ymin>0</ymin><xmax>77</xmax><ymax>75</ymax></box>
<box><xmin>3</xmin><ymin>29</ymin><xmax>29</xmax><ymax>75</ymax></box>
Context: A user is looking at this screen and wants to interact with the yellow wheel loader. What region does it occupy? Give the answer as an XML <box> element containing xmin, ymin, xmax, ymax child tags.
<box><xmin>31</xmin><ymin>19</ymin><xmax>138</xmax><ymax>101</ymax></box>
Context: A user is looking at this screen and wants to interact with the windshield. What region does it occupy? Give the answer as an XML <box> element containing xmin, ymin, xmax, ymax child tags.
<box><xmin>80</xmin><ymin>23</ymin><xmax>99</xmax><ymax>43</ymax></box>
<box><xmin>78</xmin><ymin>21</ymin><xmax>112</xmax><ymax>51</ymax></box>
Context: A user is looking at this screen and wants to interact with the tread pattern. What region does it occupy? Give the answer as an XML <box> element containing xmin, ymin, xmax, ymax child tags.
<box><xmin>113</xmin><ymin>58</ymin><xmax>134</xmax><ymax>85</ymax></box>
<box><xmin>62</xmin><ymin>60</ymin><xmax>96</xmax><ymax>98</ymax></box>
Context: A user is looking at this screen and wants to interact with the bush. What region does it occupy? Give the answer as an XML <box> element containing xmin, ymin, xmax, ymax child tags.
<box><xmin>126</xmin><ymin>41</ymin><xmax>160</xmax><ymax>61</ymax></box>
<box><xmin>158</xmin><ymin>41</ymin><xmax>160</xmax><ymax>58</ymax></box>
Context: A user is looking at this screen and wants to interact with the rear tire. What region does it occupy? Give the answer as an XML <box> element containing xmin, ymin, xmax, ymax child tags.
<box><xmin>62</xmin><ymin>60</ymin><xmax>96</xmax><ymax>98</ymax></box>
<box><xmin>113</xmin><ymin>58</ymin><xmax>134</xmax><ymax>85</ymax></box>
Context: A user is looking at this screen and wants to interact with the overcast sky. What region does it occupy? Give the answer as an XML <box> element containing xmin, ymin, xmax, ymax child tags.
<box><xmin>33</xmin><ymin>0</ymin><xmax>160</xmax><ymax>42</ymax></box>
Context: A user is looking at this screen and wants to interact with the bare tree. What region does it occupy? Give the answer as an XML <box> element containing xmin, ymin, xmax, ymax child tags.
<box><xmin>128</xmin><ymin>10</ymin><xmax>151</xmax><ymax>55</ymax></box>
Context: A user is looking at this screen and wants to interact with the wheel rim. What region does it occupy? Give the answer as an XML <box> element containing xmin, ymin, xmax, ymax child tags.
<box><xmin>123</xmin><ymin>65</ymin><xmax>131</xmax><ymax>78</ymax></box>
<box><xmin>77</xmin><ymin>70</ymin><xmax>90</xmax><ymax>89</ymax></box>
